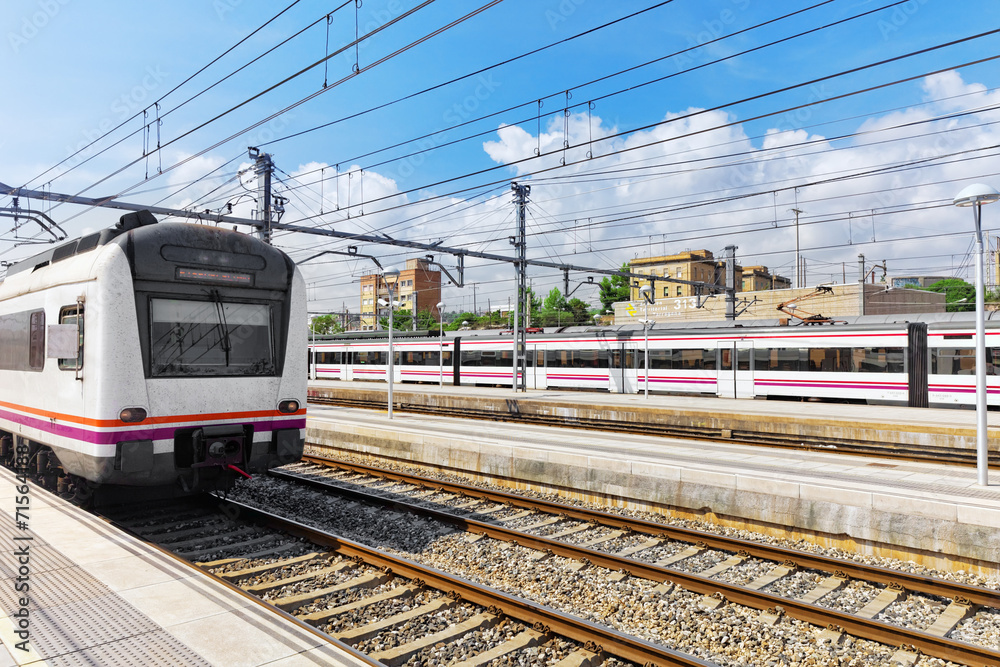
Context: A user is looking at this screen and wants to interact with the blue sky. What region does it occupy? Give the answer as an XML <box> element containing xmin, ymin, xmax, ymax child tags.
<box><xmin>3</xmin><ymin>0</ymin><xmax>1000</xmax><ymax>315</ymax></box>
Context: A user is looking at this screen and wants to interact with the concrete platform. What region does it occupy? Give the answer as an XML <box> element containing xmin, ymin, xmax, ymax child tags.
<box><xmin>308</xmin><ymin>381</ymin><xmax>1000</xmax><ymax>455</ymax></box>
<box><xmin>306</xmin><ymin>383</ymin><xmax>1000</xmax><ymax>578</ymax></box>
<box><xmin>0</xmin><ymin>466</ymin><xmax>371</xmax><ymax>666</ymax></box>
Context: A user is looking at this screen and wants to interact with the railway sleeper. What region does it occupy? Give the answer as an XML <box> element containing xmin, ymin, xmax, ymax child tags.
<box><xmin>242</xmin><ymin>561</ymin><xmax>354</xmax><ymax>595</ymax></box>
<box><xmin>214</xmin><ymin>551</ymin><xmax>328</xmax><ymax>581</ymax></box>
<box><xmin>274</xmin><ymin>570</ymin><xmax>390</xmax><ymax>611</ymax></box>
<box><xmin>449</xmin><ymin>628</ymin><xmax>547</xmax><ymax>667</ymax></box>
<box><xmin>796</xmin><ymin>573</ymin><xmax>850</xmax><ymax>604</ymax></box>
<box><xmin>333</xmin><ymin>595</ymin><xmax>457</xmax><ymax>645</ymax></box>
<box><xmin>178</xmin><ymin>534</ymin><xmax>282</xmax><ymax>562</ymax></box>
<box><xmin>369</xmin><ymin>611</ymin><xmax>501</xmax><ymax>667</ymax></box>
<box><xmin>856</xmin><ymin>584</ymin><xmax>906</xmax><ymax>619</ymax></box>
<box><xmin>298</xmin><ymin>582</ymin><xmax>422</xmax><ymax>625</ymax></box>
<box><xmin>551</xmin><ymin>647</ymin><xmax>602</xmax><ymax>667</ymax></box>
<box><xmin>922</xmin><ymin>599</ymin><xmax>976</xmax><ymax>637</ymax></box>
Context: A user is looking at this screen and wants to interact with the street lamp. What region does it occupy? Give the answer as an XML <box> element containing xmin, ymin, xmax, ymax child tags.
<box><xmin>381</xmin><ymin>266</ymin><xmax>401</xmax><ymax>419</ymax></box>
<box><xmin>954</xmin><ymin>183</ymin><xmax>1000</xmax><ymax>486</ymax></box>
<box><xmin>639</xmin><ymin>284</ymin><xmax>653</xmax><ymax>398</ymax></box>
<box><xmin>437</xmin><ymin>301</ymin><xmax>446</xmax><ymax>386</ymax></box>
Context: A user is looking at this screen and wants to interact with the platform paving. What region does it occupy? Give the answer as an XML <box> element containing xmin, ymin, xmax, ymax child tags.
<box><xmin>0</xmin><ymin>466</ymin><xmax>370</xmax><ymax>666</ymax></box>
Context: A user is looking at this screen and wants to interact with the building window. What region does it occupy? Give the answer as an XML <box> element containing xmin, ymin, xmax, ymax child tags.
<box><xmin>676</xmin><ymin>269</ymin><xmax>682</xmax><ymax>278</ymax></box>
<box><xmin>676</xmin><ymin>286</ymin><xmax>682</xmax><ymax>296</ymax></box>
<box><xmin>662</xmin><ymin>286</ymin><xmax>669</xmax><ymax>297</ymax></box>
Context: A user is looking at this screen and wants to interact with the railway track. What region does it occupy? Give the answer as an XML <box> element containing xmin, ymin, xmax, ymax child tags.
<box><xmin>255</xmin><ymin>454</ymin><xmax>1000</xmax><ymax>667</ymax></box>
<box><xmin>306</xmin><ymin>395</ymin><xmax>998</xmax><ymax>468</ymax></box>
<box><xmin>100</xmin><ymin>497</ymin><xmax>707</xmax><ymax>666</ymax></box>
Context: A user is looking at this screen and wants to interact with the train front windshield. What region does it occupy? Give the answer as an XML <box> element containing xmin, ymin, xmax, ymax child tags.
<box><xmin>148</xmin><ymin>297</ymin><xmax>275</xmax><ymax>377</ymax></box>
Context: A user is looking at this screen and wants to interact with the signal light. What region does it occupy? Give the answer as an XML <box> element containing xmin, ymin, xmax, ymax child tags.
<box><xmin>278</xmin><ymin>400</ymin><xmax>300</xmax><ymax>414</ymax></box>
<box><xmin>119</xmin><ymin>407</ymin><xmax>147</xmax><ymax>423</ymax></box>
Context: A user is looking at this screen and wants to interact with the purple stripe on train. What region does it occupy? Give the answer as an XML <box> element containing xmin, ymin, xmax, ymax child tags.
<box><xmin>0</xmin><ymin>408</ymin><xmax>306</xmax><ymax>445</ymax></box>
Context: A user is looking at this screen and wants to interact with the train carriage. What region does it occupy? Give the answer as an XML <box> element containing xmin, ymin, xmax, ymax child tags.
<box><xmin>311</xmin><ymin>313</ymin><xmax>1000</xmax><ymax>409</ymax></box>
<box><xmin>0</xmin><ymin>211</ymin><xmax>306</xmax><ymax>498</ymax></box>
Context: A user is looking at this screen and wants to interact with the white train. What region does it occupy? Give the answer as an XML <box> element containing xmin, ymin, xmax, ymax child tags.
<box><xmin>0</xmin><ymin>211</ymin><xmax>306</xmax><ymax>499</ymax></box>
<box><xmin>309</xmin><ymin>314</ymin><xmax>1000</xmax><ymax>408</ymax></box>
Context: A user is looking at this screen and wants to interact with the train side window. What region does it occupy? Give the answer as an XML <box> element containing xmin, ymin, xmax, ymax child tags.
<box><xmin>807</xmin><ymin>348</ymin><xmax>850</xmax><ymax>372</ymax></box>
<box><xmin>719</xmin><ymin>347</ymin><xmax>733</xmax><ymax>371</ymax></box>
<box><xmin>931</xmin><ymin>347</ymin><xmax>998</xmax><ymax>375</ymax></box>
<box><xmin>58</xmin><ymin>305</ymin><xmax>84</xmax><ymax>371</ymax></box>
<box><xmin>648</xmin><ymin>349</ymin><xmax>671</xmax><ymax>370</ymax></box>
<box><xmin>29</xmin><ymin>310</ymin><xmax>44</xmax><ymax>370</ymax></box>
<box><xmin>858</xmin><ymin>347</ymin><xmax>905</xmax><ymax>373</ymax></box>
<box><xmin>701</xmin><ymin>348</ymin><xmax>717</xmax><ymax>370</ymax></box>
<box><xmin>769</xmin><ymin>348</ymin><xmax>804</xmax><ymax>372</ymax></box>
<box><xmin>754</xmin><ymin>348</ymin><xmax>769</xmax><ymax>371</ymax></box>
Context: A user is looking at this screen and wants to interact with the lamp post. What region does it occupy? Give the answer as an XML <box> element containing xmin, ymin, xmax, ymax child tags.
<box><xmin>954</xmin><ymin>183</ymin><xmax>1000</xmax><ymax>486</ymax></box>
<box><xmin>381</xmin><ymin>267</ymin><xmax>400</xmax><ymax>419</ymax></box>
<box><xmin>639</xmin><ymin>285</ymin><xmax>653</xmax><ymax>398</ymax></box>
<box><xmin>437</xmin><ymin>301</ymin><xmax>445</xmax><ymax>386</ymax></box>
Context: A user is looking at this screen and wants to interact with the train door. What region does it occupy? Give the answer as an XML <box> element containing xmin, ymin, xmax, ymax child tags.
<box><xmin>529</xmin><ymin>345</ymin><xmax>545</xmax><ymax>389</ymax></box>
<box><xmin>717</xmin><ymin>341</ymin><xmax>755</xmax><ymax>399</ymax></box>
<box><xmin>610</xmin><ymin>344</ymin><xmax>637</xmax><ymax>394</ymax></box>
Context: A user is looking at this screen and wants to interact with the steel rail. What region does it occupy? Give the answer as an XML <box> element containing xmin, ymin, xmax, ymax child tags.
<box><xmin>280</xmin><ymin>460</ymin><xmax>1000</xmax><ymax>667</ymax></box>
<box><xmin>96</xmin><ymin>501</ymin><xmax>383</xmax><ymax>667</ymax></box>
<box><xmin>306</xmin><ymin>395</ymin><xmax>994</xmax><ymax>468</ymax></box>
<box><xmin>298</xmin><ymin>455</ymin><xmax>1000</xmax><ymax>608</ymax></box>
<box><xmin>223</xmin><ymin>497</ymin><xmax>718</xmax><ymax>667</ymax></box>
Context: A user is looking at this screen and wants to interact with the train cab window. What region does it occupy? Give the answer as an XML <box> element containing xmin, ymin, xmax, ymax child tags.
<box><xmin>148</xmin><ymin>298</ymin><xmax>274</xmax><ymax>377</ymax></box>
<box><xmin>57</xmin><ymin>305</ymin><xmax>84</xmax><ymax>371</ymax></box>
<box><xmin>29</xmin><ymin>310</ymin><xmax>44</xmax><ymax>370</ymax></box>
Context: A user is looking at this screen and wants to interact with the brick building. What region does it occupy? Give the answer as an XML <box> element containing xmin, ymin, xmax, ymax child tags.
<box><xmin>359</xmin><ymin>258</ymin><xmax>442</xmax><ymax>330</ymax></box>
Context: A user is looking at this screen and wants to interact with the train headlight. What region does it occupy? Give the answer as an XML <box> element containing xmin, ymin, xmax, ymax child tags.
<box><xmin>278</xmin><ymin>400</ymin><xmax>300</xmax><ymax>414</ymax></box>
<box><xmin>119</xmin><ymin>407</ymin><xmax>148</xmax><ymax>423</ymax></box>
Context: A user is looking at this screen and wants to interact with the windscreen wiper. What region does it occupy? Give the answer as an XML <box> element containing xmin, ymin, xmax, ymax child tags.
<box><xmin>212</xmin><ymin>290</ymin><xmax>232</xmax><ymax>367</ymax></box>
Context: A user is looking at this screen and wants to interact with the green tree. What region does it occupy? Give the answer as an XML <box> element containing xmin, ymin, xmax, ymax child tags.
<box><xmin>922</xmin><ymin>278</ymin><xmax>975</xmax><ymax>312</ymax></box>
<box><xmin>309</xmin><ymin>314</ymin><xmax>343</xmax><ymax>335</ymax></box>
<box><xmin>598</xmin><ymin>263</ymin><xmax>632</xmax><ymax>313</ymax></box>
<box><xmin>542</xmin><ymin>287</ymin><xmax>568</xmax><ymax>313</ymax></box>
<box><xmin>566</xmin><ymin>298</ymin><xmax>592</xmax><ymax>325</ymax></box>
<box><xmin>446</xmin><ymin>311</ymin><xmax>479</xmax><ymax>330</ymax></box>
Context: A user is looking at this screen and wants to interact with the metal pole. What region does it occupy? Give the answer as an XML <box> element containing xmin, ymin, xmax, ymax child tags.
<box><xmin>644</xmin><ymin>301</ymin><xmax>649</xmax><ymax>399</ymax></box>
<box><xmin>791</xmin><ymin>208</ymin><xmax>803</xmax><ymax>289</ymax></box>
<box><xmin>975</xmin><ymin>203</ymin><xmax>988</xmax><ymax>485</ymax></box>
<box><xmin>438</xmin><ymin>301</ymin><xmax>445</xmax><ymax>387</ymax></box>
<box><xmin>387</xmin><ymin>286</ymin><xmax>395</xmax><ymax>420</ymax></box>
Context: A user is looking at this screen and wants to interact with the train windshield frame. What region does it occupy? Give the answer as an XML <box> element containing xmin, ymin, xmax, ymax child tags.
<box><xmin>147</xmin><ymin>297</ymin><xmax>275</xmax><ymax>377</ymax></box>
